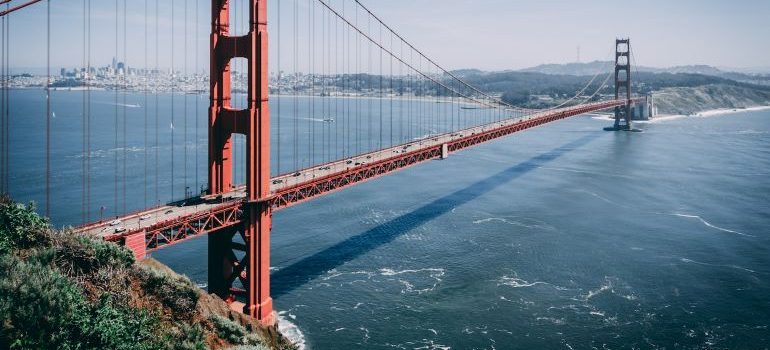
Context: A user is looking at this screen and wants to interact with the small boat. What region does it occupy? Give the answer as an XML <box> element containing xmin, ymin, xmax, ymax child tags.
<box><xmin>322</xmin><ymin>118</ymin><xmax>335</xmax><ymax>123</ymax></box>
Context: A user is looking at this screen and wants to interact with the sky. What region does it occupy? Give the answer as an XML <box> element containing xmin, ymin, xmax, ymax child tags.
<box><xmin>3</xmin><ymin>0</ymin><xmax>770</xmax><ymax>73</ymax></box>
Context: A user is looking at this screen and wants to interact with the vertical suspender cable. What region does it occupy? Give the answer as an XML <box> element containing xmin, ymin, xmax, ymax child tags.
<box><xmin>309</xmin><ymin>0</ymin><xmax>314</xmax><ymax>167</ymax></box>
<box><xmin>313</xmin><ymin>2</ymin><xmax>320</xmax><ymax>163</ymax></box>
<box><xmin>6</xmin><ymin>7</ymin><xmax>9</xmax><ymax>194</ymax></box>
<box><xmin>399</xmin><ymin>39</ymin><xmax>402</xmax><ymax>144</ymax></box>
<box><xmin>122</xmin><ymin>0</ymin><xmax>127</xmax><ymax>213</ymax></box>
<box><xmin>342</xmin><ymin>2</ymin><xmax>346</xmax><ymax>159</ymax></box>
<box><xmin>389</xmin><ymin>26</ymin><xmax>392</xmax><ymax>148</ymax></box>
<box><xmin>171</xmin><ymin>0</ymin><xmax>175</xmax><ymax>199</ymax></box>
<box><xmin>86</xmin><ymin>0</ymin><xmax>91</xmax><ymax>220</ymax></box>
<box><xmin>195</xmin><ymin>0</ymin><xmax>199</xmax><ymax>193</ymax></box>
<box><xmin>113</xmin><ymin>0</ymin><xmax>118</xmax><ymax>216</ymax></box>
<box><xmin>377</xmin><ymin>18</ymin><xmax>383</xmax><ymax>149</ymax></box>
<box><xmin>144</xmin><ymin>0</ymin><xmax>148</xmax><ymax>206</ymax></box>
<box><xmin>154</xmin><ymin>0</ymin><xmax>159</xmax><ymax>206</ymax></box>
<box><xmin>329</xmin><ymin>9</ymin><xmax>336</xmax><ymax>159</ymax></box>
<box><xmin>321</xmin><ymin>1</ymin><xmax>327</xmax><ymax>164</ymax></box>
<box><xmin>276</xmin><ymin>0</ymin><xmax>281</xmax><ymax>175</ymax></box>
<box><xmin>1</xmin><ymin>6</ymin><xmax>5</xmax><ymax>195</ymax></box>
<box><xmin>292</xmin><ymin>0</ymin><xmax>297</xmax><ymax>172</ymax></box>
<box><xmin>327</xmin><ymin>6</ymin><xmax>331</xmax><ymax>163</ymax></box>
<box><xmin>81</xmin><ymin>0</ymin><xmax>86</xmax><ymax>222</ymax></box>
<box><xmin>355</xmin><ymin>4</ymin><xmax>363</xmax><ymax>155</ymax></box>
<box><xmin>3</xmin><ymin>6</ymin><xmax>6</xmax><ymax>194</ymax></box>
<box><xmin>183</xmin><ymin>0</ymin><xmax>187</xmax><ymax>197</ymax></box>
<box><xmin>1</xmin><ymin>9</ymin><xmax>3</xmax><ymax>195</ymax></box>
<box><xmin>45</xmin><ymin>0</ymin><xmax>50</xmax><ymax>217</ymax></box>
<box><xmin>366</xmin><ymin>13</ymin><xmax>371</xmax><ymax>152</ymax></box>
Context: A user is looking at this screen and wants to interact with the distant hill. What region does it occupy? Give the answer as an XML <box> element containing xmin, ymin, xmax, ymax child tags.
<box><xmin>518</xmin><ymin>61</ymin><xmax>770</xmax><ymax>85</ymax></box>
<box><xmin>518</xmin><ymin>61</ymin><xmax>615</xmax><ymax>76</ymax></box>
<box><xmin>652</xmin><ymin>84</ymin><xmax>770</xmax><ymax>115</ymax></box>
<box><xmin>442</xmin><ymin>66</ymin><xmax>770</xmax><ymax>114</ymax></box>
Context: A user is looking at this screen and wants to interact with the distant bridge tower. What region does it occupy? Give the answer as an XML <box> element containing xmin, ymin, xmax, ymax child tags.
<box><xmin>611</xmin><ymin>38</ymin><xmax>632</xmax><ymax>130</ymax></box>
<box><xmin>208</xmin><ymin>0</ymin><xmax>274</xmax><ymax>324</ymax></box>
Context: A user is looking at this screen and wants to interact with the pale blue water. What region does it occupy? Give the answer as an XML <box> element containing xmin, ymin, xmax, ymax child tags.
<box><xmin>5</xmin><ymin>89</ymin><xmax>770</xmax><ymax>349</ymax></box>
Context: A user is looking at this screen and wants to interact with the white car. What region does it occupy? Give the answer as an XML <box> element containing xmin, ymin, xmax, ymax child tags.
<box><xmin>114</xmin><ymin>226</ymin><xmax>126</xmax><ymax>233</ymax></box>
<box><xmin>109</xmin><ymin>219</ymin><xmax>122</xmax><ymax>226</ymax></box>
<box><xmin>139</xmin><ymin>214</ymin><xmax>152</xmax><ymax>220</ymax></box>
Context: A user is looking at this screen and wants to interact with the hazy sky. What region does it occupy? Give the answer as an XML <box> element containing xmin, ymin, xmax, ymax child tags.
<box><xmin>3</xmin><ymin>0</ymin><xmax>769</xmax><ymax>72</ymax></box>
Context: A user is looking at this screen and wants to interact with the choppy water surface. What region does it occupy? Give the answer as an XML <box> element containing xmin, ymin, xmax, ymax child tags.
<box><xmin>8</xmin><ymin>90</ymin><xmax>770</xmax><ymax>349</ymax></box>
<box><xmin>165</xmin><ymin>110</ymin><xmax>769</xmax><ymax>349</ymax></box>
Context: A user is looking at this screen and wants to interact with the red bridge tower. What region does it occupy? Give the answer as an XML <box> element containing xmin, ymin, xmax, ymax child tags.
<box><xmin>208</xmin><ymin>0</ymin><xmax>273</xmax><ymax>324</ymax></box>
<box><xmin>611</xmin><ymin>38</ymin><xmax>632</xmax><ymax>130</ymax></box>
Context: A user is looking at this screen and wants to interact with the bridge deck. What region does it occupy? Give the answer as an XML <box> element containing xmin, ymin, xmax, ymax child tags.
<box><xmin>75</xmin><ymin>99</ymin><xmax>636</xmax><ymax>251</ymax></box>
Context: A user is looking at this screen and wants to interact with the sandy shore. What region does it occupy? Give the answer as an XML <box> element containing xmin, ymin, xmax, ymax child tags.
<box><xmin>591</xmin><ymin>105</ymin><xmax>770</xmax><ymax>124</ymax></box>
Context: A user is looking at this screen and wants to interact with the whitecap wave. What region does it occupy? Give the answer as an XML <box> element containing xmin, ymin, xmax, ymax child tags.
<box><xmin>670</xmin><ymin>213</ymin><xmax>753</xmax><ymax>237</ymax></box>
<box><xmin>576</xmin><ymin>189</ymin><xmax>753</xmax><ymax>237</ymax></box>
<box><xmin>276</xmin><ymin>311</ymin><xmax>306</xmax><ymax>350</ymax></box>
<box><xmin>379</xmin><ymin>268</ymin><xmax>445</xmax><ymax>276</ymax></box>
<box><xmin>536</xmin><ymin>316</ymin><xmax>566</xmax><ymax>325</ymax></box>
<box><xmin>117</xmin><ymin>103</ymin><xmax>142</xmax><ymax>108</ymax></box>
<box><xmin>498</xmin><ymin>276</ymin><xmax>549</xmax><ymax>288</ymax></box>
<box><xmin>579</xmin><ymin>277</ymin><xmax>637</xmax><ymax>302</ymax></box>
<box><xmin>380</xmin><ymin>268</ymin><xmax>445</xmax><ymax>294</ymax></box>
<box><xmin>679</xmin><ymin>257</ymin><xmax>756</xmax><ymax>273</ymax></box>
<box><xmin>472</xmin><ymin>217</ymin><xmax>555</xmax><ymax>231</ymax></box>
<box><xmin>497</xmin><ymin>275</ymin><xmax>567</xmax><ymax>291</ymax></box>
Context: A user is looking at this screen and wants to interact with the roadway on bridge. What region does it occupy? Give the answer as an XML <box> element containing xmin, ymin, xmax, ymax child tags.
<box><xmin>77</xmin><ymin>104</ymin><xmax>599</xmax><ymax>239</ymax></box>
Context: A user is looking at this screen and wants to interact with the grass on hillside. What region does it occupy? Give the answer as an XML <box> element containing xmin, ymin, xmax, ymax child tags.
<box><xmin>0</xmin><ymin>195</ymin><xmax>293</xmax><ymax>350</ymax></box>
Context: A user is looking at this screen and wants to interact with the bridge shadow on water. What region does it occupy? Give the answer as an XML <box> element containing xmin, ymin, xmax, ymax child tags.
<box><xmin>271</xmin><ymin>132</ymin><xmax>602</xmax><ymax>299</ymax></box>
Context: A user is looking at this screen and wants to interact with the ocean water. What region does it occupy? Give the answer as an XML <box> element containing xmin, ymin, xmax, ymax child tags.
<box><xmin>5</xmin><ymin>90</ymin><xmax>770</xmax><ymax>349</ymax></box>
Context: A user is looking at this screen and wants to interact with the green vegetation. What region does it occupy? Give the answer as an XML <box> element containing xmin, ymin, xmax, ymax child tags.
<box><xmin>0</xmin><ymin>195</ymin><xmax>295</xmax><ymax>350</ymax></box>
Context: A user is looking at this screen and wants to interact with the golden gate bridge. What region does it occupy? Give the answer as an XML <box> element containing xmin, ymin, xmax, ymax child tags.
<box><xmin>0</xmin><ymin>0</ymin><xmax>647</xmax><ymax>324</ymax></box>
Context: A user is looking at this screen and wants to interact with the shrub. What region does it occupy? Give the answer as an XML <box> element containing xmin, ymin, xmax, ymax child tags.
<box><xmin>136</xmin><ymin>265</ymin><xmax>200</xmax><ymax>317</ymax></box>
<box><xmin>211</xmin><ymin>314</ymin><xmax>249</xmax><ymax>344</ymax></box>
<box><xmin>52</xmin><ymin>235</ymin><xmax>134</xmax><ymax>276</ymax></box>
<box><xmin>0</xmin><ymin>255</ymin><xmax>164</xmax><ymax>350</ymax></box>
<box><xmin>0</xmin><ymin>197</ymin><xmax>50</xmax><ymax>254</ymax></box>
<box><xmin>210</xmin><ymin>315</ymin><xmax>268</xmax><ymax>348</ymax></box>
<box><xmin>0</xmin><ymin>254</ymin><xmax>89</xmax><ymax>349</ymax></box>
<box><xmin>165</xmin><ymin>322</ymin><xmax>208</xmax><ymax>350</ymax></box>
<box><xmin>79</xmin><ymin>295</ymin><xmax>163</xmax><ymax>350</ymax></box>
<box><xmin>227</xmin><ymin>346</ymin><xmax>271</xmax><ymax>350</ymax></box>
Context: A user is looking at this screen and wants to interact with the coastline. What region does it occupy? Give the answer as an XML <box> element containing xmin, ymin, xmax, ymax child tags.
<box><xmin>590</xmin><ymin>105</ymin><xmax>770</xmax><ymax>124</ymax></box>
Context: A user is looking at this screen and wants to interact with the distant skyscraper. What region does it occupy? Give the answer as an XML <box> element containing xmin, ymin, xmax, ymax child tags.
<box><xmin>112</xmin><ymin>57</ymin><xmax>117</xmax><ymax>69</ymax></box>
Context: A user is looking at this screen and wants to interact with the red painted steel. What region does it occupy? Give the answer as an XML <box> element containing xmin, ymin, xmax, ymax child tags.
<box><xmin>209</xmin><ymin>0</ymin><xmax>234</xmax><ymax>195</ymax></box>
<box><xmin>106</xmin><ymin>99</ymin><xmax>641</xmax><ymax>251</ymax></box>
<box><xmin>206</xmin><ymin>0</ymin><xmax>273</xmax><ymax>324</ymax></box>
<box><xmin>614</xmin><ymin>38</ymin><xmax>633</xmax><ymax>129</ymax></box>
<box><xmin>243</xmin><ymin>0</ymin><xmax>273</xmax><ymax>324</ymax></box>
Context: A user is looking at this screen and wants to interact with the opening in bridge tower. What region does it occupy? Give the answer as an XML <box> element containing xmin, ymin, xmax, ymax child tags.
<box><xmin>208</xmin><ymin>0</ymin><xmax>274</xmax><ymax>324</ymax></box>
